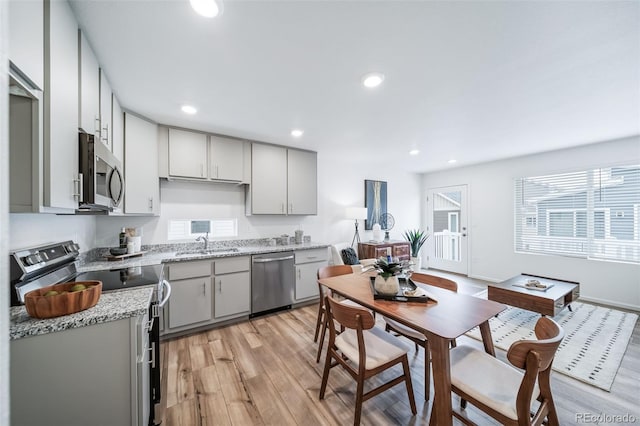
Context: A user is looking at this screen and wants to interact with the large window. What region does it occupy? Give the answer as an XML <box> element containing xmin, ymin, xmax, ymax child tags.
<box><xmin>515</xmin><ymin>165</ymin><xmax>640</xmax><ymax>263</ymax></box>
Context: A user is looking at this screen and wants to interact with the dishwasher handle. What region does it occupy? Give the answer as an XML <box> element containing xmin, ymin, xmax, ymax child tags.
<box><xmin>253</xmin><ymin>255</ymin><xmax>294</xmax><ymax>263</ymax></box>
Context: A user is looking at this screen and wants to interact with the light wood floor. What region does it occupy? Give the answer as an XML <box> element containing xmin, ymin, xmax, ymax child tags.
<box><xmin>159</xmin><ymin>276</ymin><xmax>640</xmax><ymax>425</ymax></box>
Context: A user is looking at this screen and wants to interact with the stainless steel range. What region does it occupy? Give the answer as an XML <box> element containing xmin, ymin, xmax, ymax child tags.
<box><xmin>9</xmin><ymin>240</ymin><xmax>170</xmax><ymax>426</ymax></box>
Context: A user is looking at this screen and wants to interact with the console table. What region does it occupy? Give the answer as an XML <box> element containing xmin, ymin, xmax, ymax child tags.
<box><xmin>358</xmin><ymin>241</ymin><xmax>411</xmax><ymax>261</ymax></box>
<box><xmin>488</xmin><ymin>274</ymin><xmax>580</xmax><ymax>317</ymax></box>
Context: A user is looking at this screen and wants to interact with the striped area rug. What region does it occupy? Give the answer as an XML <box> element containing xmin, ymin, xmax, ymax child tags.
<box><xmin>466</xmin><ymin>293</ymin><xmax>638</xmax><ymax>391</ymax></box>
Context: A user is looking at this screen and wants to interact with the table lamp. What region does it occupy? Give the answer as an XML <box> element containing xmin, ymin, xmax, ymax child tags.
<box><xmin>346</xmin><ymin>207</ymin><xmax>368</xmax><ymax>247</ymax></box>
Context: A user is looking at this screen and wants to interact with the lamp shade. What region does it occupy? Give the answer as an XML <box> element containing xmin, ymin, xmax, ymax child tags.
<box><xmin>346</xmin><ymin>207</ymin><xmax>368</xmax><ymax>220</ymax></box>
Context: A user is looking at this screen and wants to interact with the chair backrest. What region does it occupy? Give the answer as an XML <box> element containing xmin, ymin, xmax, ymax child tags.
<box><xmin>317</xmin><ymin>265</ymin><xmax>354</xmax><ymax>279</ymax></box>
<box><xmin>507</xmin><ymin>317</ymin><xmax>564</xmax><ymax>372</ymax></box>
<box><xmin>410</xmin><ymin>272</ymin><xmax>458</xmax><ymax>293</ymax></box>
<box><xmin>325</xmin><ymin>295</ymin><xmax>375</xmax><ymax>330</ymax></box>
<box><xmin>330</xmin><ymin>242</ymin><xmax>351</xmax><ymax>266</ymax></box>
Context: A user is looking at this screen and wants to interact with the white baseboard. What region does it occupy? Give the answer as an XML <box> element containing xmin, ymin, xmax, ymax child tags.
<box><xmin>578</xmin><ymin>296</ymin><xmax>640</xmax><ymax>313</ymax></box>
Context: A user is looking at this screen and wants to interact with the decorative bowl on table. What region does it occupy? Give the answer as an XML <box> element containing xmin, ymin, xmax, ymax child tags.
<box><xmin>24</xmin><ymin>281</ymin><xmax>102</xmax><ymax>319</ymax></box>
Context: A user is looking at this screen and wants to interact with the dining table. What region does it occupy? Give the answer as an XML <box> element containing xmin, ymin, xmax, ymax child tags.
<box><xmin>318</xmin><ymin>272</ymin><xmax>506</xmax><ymax>426</ymax></box>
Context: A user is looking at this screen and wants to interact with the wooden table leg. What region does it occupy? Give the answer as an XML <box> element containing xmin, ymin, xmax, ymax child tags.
<box><xmin>479</xmin><ymin>321</ymin><xmax>496</xmax><ymax>356</ymax></box>
<box><xmin>426</xmin><ymin>332</ymin><xmax>453</xmax><ymax>426</ymax></box>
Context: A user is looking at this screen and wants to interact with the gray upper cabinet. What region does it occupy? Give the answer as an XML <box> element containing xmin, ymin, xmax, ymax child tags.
<box><xmin>124</xmin><ymin>113</ymin><xmax>159</xmax><ymax>215</ymax></box>
<box><xmin>251</xmin><ymin>144</ymin><xmax>288</xmax><ymax>214</ymax></box>
<box><xmin>249</xmin><ymin>144</ymin><xmax>317</xmax><ymax>215</ymax></box>
<box><xmin>43</xmin><ymin>0</ymin><xmax>80</xmax><ymax>211</ymax></box>
<box><xmin>112</xmin><ymin>95</ymin><xmax>124</xmax><ymax>164</ymax></box>
<box><xmin>99</xmin><ymin>69</ymin><xmax>113</xmax><ymax>150</ymax></box>
<box><xmin>8</xmin><ymin>0</ymin><xmax>44</xmax><ymax>89</ymax></box>
<box><xmin>209</xmin><ymin>135</ymin><xmax>243</xmax><ymax>182</ymax></box>
<box><xmin>287</xmin><ymin>149</ymin><xmax>317</xmax><ymax>215</ymax></box>
<box><xmin>168</xmin><ymin>128</ymin><xmax>208</xmax><ymax>179</ymax></box>
<box><xmin>78</xmin><ymin>30</ymin><xmax>99</xmax><ymax>136</ymax></box>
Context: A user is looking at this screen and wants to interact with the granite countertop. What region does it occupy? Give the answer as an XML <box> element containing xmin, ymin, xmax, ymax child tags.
<box><xmin>10</xmin><ymin>287</ymin><xmax>154</xmax><ymax>340</ymax></box>
<box><xmin>11</xmin><ymin>241</ymin><xmax>329</xmax><ymax>340</ymax></box>
<box><xmin>79</xmin><ymin>241</ymin><xmax>330</xmax><ymax>271</ymax></box>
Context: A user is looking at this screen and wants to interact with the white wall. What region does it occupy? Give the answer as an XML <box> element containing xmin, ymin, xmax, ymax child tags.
<box><xmin>422</xmin><ymin>136</ymin><xmax>640</xmax><ymax>310</ymax></box>
<box><xmin>95</xmin><ymin>151</ymin><xmax>422</xmax><ymax>248</ymax></box>
<box><xmin>9</xmin><ymin>214</ymin><xmax>96</xmax><ymax>252</ymax></box>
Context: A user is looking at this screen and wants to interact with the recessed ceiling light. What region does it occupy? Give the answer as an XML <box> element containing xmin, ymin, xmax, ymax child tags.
<box><xmin>448</xmin><ymin>159</ymin><xmax>457</xmax><ymax>164</ymax></box>
<box><xmin>291</xmin><ymin>129</ymin><xmax>304</xmax><ymax>138</ymax></box>
<box><xmin>362</xmin><ymin>72</ymin><xmax>385</xmax><ymax>88</ymax></box>
<box><xmin>409</xmin><ymin>149</ymin><xmax>420</xmax><ymax>156</ymax></box>
<box><xmin>190</xmin><ymin>0</ymin><xmax>223</xmax><ymax>18</ymax></box>
<box><xmin>181</xmin><ymin>105</ymin><xmax>197</xmax><ymax>115</ymax></box>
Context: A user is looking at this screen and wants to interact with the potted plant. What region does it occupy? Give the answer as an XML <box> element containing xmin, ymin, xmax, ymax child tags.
<box><xmin>403</xmin><ymin>229</ymin><xmax>429</xmax><ymax>271</ymax></box>
<box><xmin>368</xmin><ymin>257</ymin><xmax>411</xmax><ymax>295</ymax></box>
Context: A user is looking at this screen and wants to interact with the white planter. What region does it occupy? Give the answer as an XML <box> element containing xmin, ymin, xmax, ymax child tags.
<box><xmin>374</xmin><ymin>275</ymin><xmax>400</xmax><ymax>295</ymax></box>
<box><xmin>410</xmin><ymin>256</ymin><xmax>422</xmax><ymax>271</ymax></box>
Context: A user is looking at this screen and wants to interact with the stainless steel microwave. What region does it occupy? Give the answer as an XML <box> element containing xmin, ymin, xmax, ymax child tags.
<box><xmin>79</xmin><ymin>132</ymin><xmax>124</xmax><ymax>212</ymax></box>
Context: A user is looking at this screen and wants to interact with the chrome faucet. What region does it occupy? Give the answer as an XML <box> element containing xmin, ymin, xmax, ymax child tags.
<box><xmin>196</xmin><ymin>232</ymin><xmax>209</xmax><ymax>250</ymax></box>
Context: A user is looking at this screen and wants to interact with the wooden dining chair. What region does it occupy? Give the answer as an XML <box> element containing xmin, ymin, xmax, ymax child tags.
<box><xmin>314</xmin><ymin>265</ymin><xmax>360</xmax><ymax>362</ymax></box>
<box><xmin>319</xmin><ymin>295</ymin><xmax>417</xmax><ymax>426</ymax></box>
<box><xmin>449</xmin><ymin>317</ymin><xmax>565</xmax><ymax>426</ymax></box>
<box><xmin>383</xmin><ymin>272</ymin><xmax>458</xmax><ymax>400</ymax></box>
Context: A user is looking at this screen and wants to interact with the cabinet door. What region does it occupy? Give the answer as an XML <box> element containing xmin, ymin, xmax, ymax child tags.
<box><xmin>9</xmin><ymin>0</ymin><xmax>44</xmax><ymax>89</ymax></box>
<box><xmin>124</xmin><ymin>113</ymin><xmax>159</xmax><ymax>215</ymax></box>
<box><xmin>287</xmin><ymin>149</ymin><xmax>317</xmax><ymax>215</ymax></box>
<box><xmin>295</xmin><ymin>261</ymin><xmax>326</xmax><ymax>301</ymax></box>
<box><xmin>251</xmin><ymin>143</ymin><xmax>287</xmax><ymax>214</ymax></box>
<box><xmin>44</xmin><ymin>0</ymin><xmax>79</xmax><ymax>210</ymax></box>
<box><xmin>78</xmin><ymin>30</ymin><xmax>100</xmax><ymax>135</ymax></box>
<box><xmin>209</xmin><ymin>135</ymin><xmax>243</xmax><ymax>181</ymax></box>
<box><xmin>168</xmin><ymin>128</ymin><xmax>207</xmax><ymax>178</ymax></box>
<box><xmin>99</xmin><ymin>69</ymin><xmax>112</xmax><ymax>150</ymax></box>
<box><xmin>168</xmin><ymin>277</ymin><xmax>212</xmax><ymax>329</ymax></box>
<box><xmin>214</xmin><ymin>271</ymin><xmax>250</xmax><ymax>318</ymax></box>
<box><xmin>112</xmin><ymin>95</ymin><xmax>124</xmax><ymax>163</ymax></box>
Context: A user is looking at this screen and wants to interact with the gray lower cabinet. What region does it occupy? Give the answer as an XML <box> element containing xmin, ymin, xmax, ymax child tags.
<box><xmin>10</xmin><ymin>312</ymin><xmax>150</xmax><ymax>426</ymax></box>
<box><xmin>164</xmin><ymin>256</ymin><xmax>251</xmax><ymax>335</ymax></box>
<box><xmin>294</xmin><ymin>248</ymin><xmax>328</xmax><ymax>302</ymax></box>
<box><xmin>166</xmin><ymin>260</ymin><xmax>213</xmax><ymax>330</ymax></box>
<box><xmin>214</xmin><ymin>257</ymin><xmax>251</xmax><ymax>319</ymax></box>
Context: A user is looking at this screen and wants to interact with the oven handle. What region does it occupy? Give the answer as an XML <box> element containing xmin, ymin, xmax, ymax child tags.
<box><xmin>159</xmin><ymin>279</ymin><xmax>172</xmax><ymax>308</ymax></box>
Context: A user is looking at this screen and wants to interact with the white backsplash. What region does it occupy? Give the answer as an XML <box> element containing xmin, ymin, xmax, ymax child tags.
<box><xmin>9</xmin><ymin>213</ymin><xmax>96</xmax><ymax>252</ymax></box>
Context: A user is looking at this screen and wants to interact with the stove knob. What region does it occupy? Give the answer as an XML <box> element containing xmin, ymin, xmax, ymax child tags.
<box><xmin>41</xmin><ymin>252</ymin><xmax>49</xmax><ymax>260</ymax></box>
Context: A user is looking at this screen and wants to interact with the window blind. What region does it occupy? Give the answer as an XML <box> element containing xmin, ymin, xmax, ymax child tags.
<box><xmin>514</xmin><ymin>165</ymin><xmax>640</xmax><ymax>264</ymax></box>
<box><xmin>168</xmin><ymin>219</ymin><xmax>238</xmax><ymax>240</ymax></box>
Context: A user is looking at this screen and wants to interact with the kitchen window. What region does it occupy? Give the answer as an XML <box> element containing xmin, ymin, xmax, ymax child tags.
<box><xmin>168</xmin><ymin>219</ymin><xmax>238</xmax><ymax>240</ymax></box>
<box><xmin>514</xmin><ymin>165</ymin><xmax>640</xmax><ymax>264</ymax></box>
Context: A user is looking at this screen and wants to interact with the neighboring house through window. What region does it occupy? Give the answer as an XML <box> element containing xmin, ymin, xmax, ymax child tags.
<box><xmin>515</xmin><ymin>165</ymin><xmax>640</xmax><ymax>263</ymax></box>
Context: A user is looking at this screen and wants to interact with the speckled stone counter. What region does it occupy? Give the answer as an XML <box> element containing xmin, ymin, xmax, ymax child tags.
<box><xmin>10</xmin><ymin>287</ymin><xmax>154</xmax><ymax>340</ymax></box>
<box><xmin>10</xmin><ymin>241</ymin><xmax>329</xmax><ymax>340</ymax></box>
<box><xmin>79</xmin><ymin>242</ymin><xmax>330</xmax><ymax>271</ymax></box>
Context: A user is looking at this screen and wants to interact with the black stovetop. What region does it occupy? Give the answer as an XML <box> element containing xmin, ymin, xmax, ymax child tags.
<box><xmin>71</xmin><ymin>264</ymin><xmax>164</xmax><ymax>292</ymax></box>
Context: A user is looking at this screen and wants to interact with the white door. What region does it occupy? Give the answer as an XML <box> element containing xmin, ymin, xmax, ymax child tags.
<box><xmin>426</xmin><ymin>185</ymin><xmax>468</xmax><ymax>274</ymax></box>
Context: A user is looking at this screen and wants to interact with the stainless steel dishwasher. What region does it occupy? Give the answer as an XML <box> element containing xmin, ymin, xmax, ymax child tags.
<box><xmin>251</xmin><ymin>251</ymin><xmax>295</xmax><ymax>317</ymax></box>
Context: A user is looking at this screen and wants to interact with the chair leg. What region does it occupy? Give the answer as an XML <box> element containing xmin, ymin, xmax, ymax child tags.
<box><xmin>313</xmin><ymin>304</ymin><xmax>324</xmax><ymax>343</ymax></box>
<box><xmin>401</xmin><ymin>355</ymin><xmax>417</xmax><ymax>415</ymax></box>
<box><xmin>424</xmin><ymin>340</ymin><xmax>430</xmax><ymax>401</ymax></box>
<box><xmin>354</xmin><ymin>373</ymin><xmax>365</xmax><ymax>426</ymax></box>
<box><xmin>319</xmin><ymin>349</ymin><xmax>333</xmax><ymax>400</ymax></box>
<box><xmin>316</xmin><ymin>316</ymin><xmax>328</xmax><ymax>363</ymax></box>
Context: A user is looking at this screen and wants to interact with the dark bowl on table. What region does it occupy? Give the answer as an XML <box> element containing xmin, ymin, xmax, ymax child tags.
<box><xmin>110</xmin><ymin>247</ymin><xmax>128</xmax><ymax>256</ymax></box>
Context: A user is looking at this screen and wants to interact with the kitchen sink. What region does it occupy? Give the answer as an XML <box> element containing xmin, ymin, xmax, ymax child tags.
<box><xmin>176</xmin><ymin>247</ymin><xmax>240</xmax><ymax>256</ymax></box>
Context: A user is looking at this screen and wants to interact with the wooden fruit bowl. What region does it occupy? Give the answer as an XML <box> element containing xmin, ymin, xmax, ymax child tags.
<box><xmin>24</xmin><ymin>281</ymin><xmax>103</xmax><ymax>319</ymax></box>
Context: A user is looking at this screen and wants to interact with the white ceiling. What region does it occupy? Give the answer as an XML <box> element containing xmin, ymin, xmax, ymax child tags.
<box><xmin>70</xmin><ymin>0</ymin><xmax>640</xmax><ymax>173</ymax></box>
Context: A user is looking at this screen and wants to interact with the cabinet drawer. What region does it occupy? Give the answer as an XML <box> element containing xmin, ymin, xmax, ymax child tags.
<box><xmin>393</xmin><ymin>244</ymin><xmax>410</xmax><ymax>258</ymax></box>
<box><xmin>215</xmin><ymin>256</ymin><xmax>250</xmax><ymax>274</ymax></box>
<box><xmin>295</xmin><ymin>248</ymin><xmax>328</xmax><ymax>264</ymax></box>
<box><xmin>168</xmin><ymin>260</ymin><xmax>212</xmax><ymax>280</ymax></box>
